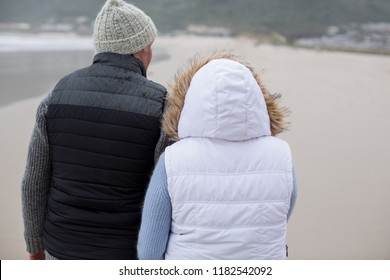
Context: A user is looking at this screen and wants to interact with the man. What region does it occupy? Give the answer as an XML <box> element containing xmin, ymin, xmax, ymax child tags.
<box><xmin>22</xmin><ymin>0</ymin><xmax>167</xmax><ymax>260</ymax></box>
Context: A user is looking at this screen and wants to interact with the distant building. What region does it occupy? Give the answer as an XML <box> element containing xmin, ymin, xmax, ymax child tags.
<box><xmin>0</xmin><ymin>22</ymin><xmax>31</xmax><ymax>32</ymax></box>
<box><xmin>294</xmin><ymin>22</ymin><xmax>390</xmax><ymax>54</ymax></box>
<box><xmin>186</xmin><ymin>25</ymin><xmax>233</xmax><ymax>37</ymax></box>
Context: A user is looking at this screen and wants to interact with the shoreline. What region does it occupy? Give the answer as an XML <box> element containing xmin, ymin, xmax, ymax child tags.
<box><xmin>1</xmin><ymin>34</ymin><xmax>388</xmax><ymax>109</ymax></box>
<box><xmin>1</xmin><ymin>31</ymin><xmax>389</xmax><ymax>56</ymax></box>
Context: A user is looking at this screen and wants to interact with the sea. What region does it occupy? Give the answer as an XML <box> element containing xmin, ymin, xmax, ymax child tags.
<box><xmin>0</xmin><ymin>32</ymin><xmax>169</xmax><ymax>107</ymax></box>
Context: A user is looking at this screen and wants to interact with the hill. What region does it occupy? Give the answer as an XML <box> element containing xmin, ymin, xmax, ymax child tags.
<box><xmin>1</xmin><ymin>0</ymin><xmax>390</xmax><ymax>40</ymax></box>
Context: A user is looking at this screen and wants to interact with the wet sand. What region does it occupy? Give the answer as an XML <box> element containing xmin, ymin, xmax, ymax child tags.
<box><xmin>1</xmin><ymin>35</ymin><xmax>389</xmax><ymax>259</ymax></box>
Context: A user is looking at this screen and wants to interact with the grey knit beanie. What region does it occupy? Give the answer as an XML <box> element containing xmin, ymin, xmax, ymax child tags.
<box><xmin>93</xmin><ymin>0</ymin><xmax>157</xmax><ymax>54</ymax></box>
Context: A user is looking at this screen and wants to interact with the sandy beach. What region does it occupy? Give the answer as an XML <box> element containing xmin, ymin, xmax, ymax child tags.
<box><xmin>1</xmin><ymin>34</ymin><xmax>389</xmax><ymax>259</ymax></box>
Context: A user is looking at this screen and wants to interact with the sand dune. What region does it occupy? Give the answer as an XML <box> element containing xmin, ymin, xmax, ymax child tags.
<box><xmin>1</xmin><ymin>35</ymin><xmax>389</xmax><ymax>259</ymax></box>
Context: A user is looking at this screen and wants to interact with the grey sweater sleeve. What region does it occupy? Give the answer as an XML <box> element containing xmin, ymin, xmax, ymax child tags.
<box><xmin>21</xmin><ymin>94</ymin><xmax>52</xmax><ymax>254</ymax></box>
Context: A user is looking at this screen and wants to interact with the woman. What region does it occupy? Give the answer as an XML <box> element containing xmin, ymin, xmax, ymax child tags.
<box><xmin>137</xmin><ymin>52</ymin><xmax>297</xmax><ymax>260</ymax></box>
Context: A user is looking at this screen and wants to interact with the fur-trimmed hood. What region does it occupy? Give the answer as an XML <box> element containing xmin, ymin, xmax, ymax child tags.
<box><xmin>162</xmin><ymin>52</ymin><xmax>288</xmax><ymax>141</ymax></box>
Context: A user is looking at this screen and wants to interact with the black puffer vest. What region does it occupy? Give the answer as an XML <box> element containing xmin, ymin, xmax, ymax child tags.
<box><xmin>43</xmin><ymin>53</ymin><xmax>166</xmax><ymax>259</ymax></box>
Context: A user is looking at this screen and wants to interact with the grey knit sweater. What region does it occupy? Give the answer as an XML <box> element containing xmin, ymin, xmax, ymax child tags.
<box><xmin>21</xmin><ymin>92</ymin><xmax>170</xmax><ymax>256</ymax></box>
<box><xmin>21</xmin><ymin>93</ymin><xmax>52</xmax><ymax>254</ymax></box>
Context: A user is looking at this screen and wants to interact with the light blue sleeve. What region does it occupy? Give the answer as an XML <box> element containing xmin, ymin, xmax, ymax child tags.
<box><xmin>137</xmin><ymin>153</ymin><xmax>171</xmax><ymax>260</ymax></box>
<box><xmin>287</xmin><ymin>165</ymin><xmax>298</xmax><ymax>222</ymax></box>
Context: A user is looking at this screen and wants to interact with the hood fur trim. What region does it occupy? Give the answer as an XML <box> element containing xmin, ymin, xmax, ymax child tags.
<box><xmin>162</xmin><ymin>51</ymin><xmax>289</xmax><ymax>141</ymax></box>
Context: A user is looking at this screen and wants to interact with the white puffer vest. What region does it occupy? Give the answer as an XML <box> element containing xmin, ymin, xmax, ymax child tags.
<box><xmin>164</xmin><ymin>59</ymin><xmax>293</xmax><ymax>260</ymax></box>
